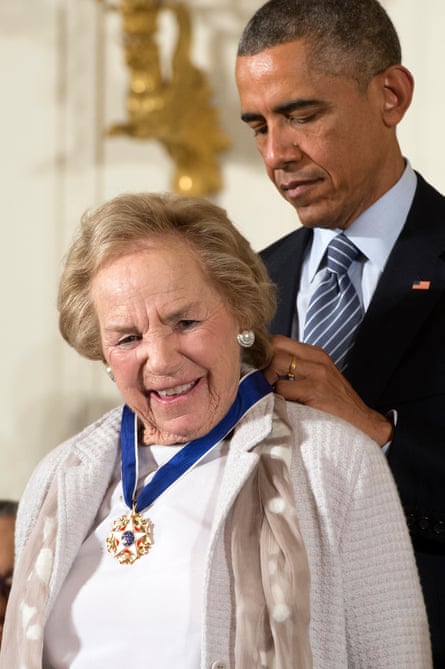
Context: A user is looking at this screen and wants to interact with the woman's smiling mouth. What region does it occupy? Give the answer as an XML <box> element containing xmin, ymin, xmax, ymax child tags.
<box><xmin>154</xmin><ymin>380</ymin><xmax>199</xmax><ymax>399</ymax></box>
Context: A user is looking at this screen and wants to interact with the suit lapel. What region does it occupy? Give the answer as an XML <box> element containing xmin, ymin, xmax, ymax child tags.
<box><xmin>346</xmin><ymin>176</ymin><xmax>445</xmax><ymax>405</ymax></box>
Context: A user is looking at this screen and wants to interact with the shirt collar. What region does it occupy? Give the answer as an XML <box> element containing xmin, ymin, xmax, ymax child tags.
<box><xmin>308</xmin><ymin>162</ymin><xmax>417</xmax><ymax>281</ymax></box>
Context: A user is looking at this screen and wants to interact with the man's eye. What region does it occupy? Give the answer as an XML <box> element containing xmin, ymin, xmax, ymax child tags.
<box><xmin>290</xmin><ymin>113</ymin><xmax>317</xmax><ymax>125</ymax></box>
<box><xmin>253</xmin><ymin>125</ymin><xmax>267</xmax><ymax>136</ymax></box>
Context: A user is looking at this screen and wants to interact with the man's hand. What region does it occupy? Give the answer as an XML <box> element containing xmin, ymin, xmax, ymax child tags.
<box><xmin>264</xmin><ymin>335</ymin><xmax>394</xmax><ymax>447</ymax></box>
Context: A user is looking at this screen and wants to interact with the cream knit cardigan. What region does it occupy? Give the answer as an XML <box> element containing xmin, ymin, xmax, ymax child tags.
<box><xmin>1</xmin><ymin>393</ymin><xmax>432</xmax><ymax>668</ymax></box>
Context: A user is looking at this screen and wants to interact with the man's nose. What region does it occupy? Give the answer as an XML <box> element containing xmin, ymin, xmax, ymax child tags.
<box><xmin>262</xmin><ymin>124</ymin><xmax>303</xmax><ymax>170</ymax></box>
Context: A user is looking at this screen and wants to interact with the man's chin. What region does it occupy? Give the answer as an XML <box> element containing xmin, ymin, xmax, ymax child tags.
<box><xmin>289</xmin><ymin>205</ymin><xmax>329</xmax><ymax>229</ymax></box>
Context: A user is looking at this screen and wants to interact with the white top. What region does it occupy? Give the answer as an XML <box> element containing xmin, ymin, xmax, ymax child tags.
<box><xmin>43</xmin><ymin>441</ymin><xmax>228</xmax><ymax>668</ymax></box>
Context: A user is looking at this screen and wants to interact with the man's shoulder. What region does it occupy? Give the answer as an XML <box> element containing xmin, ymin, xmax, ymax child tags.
<box><xmin>412</xmin><ymin>172</ymin><xmax>445</xmax><ymax>211</ymax></box>
<box><xmin>260</xmin><ymin>226</ymin><xmax>311</xmax><ymax>263</ymax></box>
<box><xmin>402</xmin><ymin>172</ymin><xmax>445</xmax><ymax>245</ymax></box>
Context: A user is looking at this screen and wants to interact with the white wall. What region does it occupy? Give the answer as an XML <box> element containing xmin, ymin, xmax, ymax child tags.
<box><xmin>1</xmin><ymin>0</ymin><xmax>444</xmax><ymax>499</ymax></box>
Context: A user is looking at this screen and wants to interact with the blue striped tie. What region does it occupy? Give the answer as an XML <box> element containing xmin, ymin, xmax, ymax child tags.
<box><xmin>303</xmin><ymin>233</ymin><xmax>364</xmax><ymax>371</ymax></box>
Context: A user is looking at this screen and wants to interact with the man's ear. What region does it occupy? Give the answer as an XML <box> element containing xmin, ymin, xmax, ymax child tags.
<box><xmin>380</xmin><ymin>65</ymin><xmax>414</xmax><ymax>127</ymax></box>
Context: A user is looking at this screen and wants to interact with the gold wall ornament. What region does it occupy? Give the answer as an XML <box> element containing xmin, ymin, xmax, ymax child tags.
<box><xmin>106</xmin><ymin>0</ymin><xmax>230</xmax><ymax>196</ymax></box>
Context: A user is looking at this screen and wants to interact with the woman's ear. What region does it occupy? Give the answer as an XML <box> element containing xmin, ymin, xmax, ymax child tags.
<box><xmin>380</xmin><ymin>65</ymin><xmax>414</xmax><ymax>127</ymax></box>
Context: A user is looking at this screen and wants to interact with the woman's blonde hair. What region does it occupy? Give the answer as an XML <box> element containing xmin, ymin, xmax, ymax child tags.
<box><xmin>58</xmin><ymin>192</ymin><xmax>276</xmax><ymax>368</ymax></box>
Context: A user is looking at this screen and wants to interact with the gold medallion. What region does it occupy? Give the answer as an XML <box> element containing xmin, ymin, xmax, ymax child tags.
<box><xmin>106</xmin><ymin>507</ymin><xmax>153</xmax><ymax>565</ymax></box>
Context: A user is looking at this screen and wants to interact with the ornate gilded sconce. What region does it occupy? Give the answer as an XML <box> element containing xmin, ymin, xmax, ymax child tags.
<box><xmin>105</xmin><ymin>0</ymin><xmax>230</xmax><ymax>196</ymax></box>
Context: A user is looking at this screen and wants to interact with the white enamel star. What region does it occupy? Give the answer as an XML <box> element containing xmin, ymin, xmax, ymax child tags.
<box><xmin>106</xmin><ymin>509</ymin><xmax>153</xmax><ymax>565</ymax></box>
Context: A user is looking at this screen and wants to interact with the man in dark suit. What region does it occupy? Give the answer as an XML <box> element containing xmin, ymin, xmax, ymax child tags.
<box><xmin>236</xmin><ymin>0</ymin><xmax>444</xmax><ymax>665</ymax></box>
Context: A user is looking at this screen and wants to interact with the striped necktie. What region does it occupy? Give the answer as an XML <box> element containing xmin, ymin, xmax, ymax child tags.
<box><xmin>303</xmin><ymin>233</ymin><xmax>364</xmax><ymax>371</ymax></box>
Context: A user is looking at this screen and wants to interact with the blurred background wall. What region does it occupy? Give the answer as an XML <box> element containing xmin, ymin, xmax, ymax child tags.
<box><xmin>1</xmin><ymin>0</ymin><xmax>445</xmax><ymax>499</ymax></box>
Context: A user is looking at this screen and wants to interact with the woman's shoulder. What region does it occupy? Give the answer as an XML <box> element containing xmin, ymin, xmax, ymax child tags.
<box><xmin>34</xmin><ymin>405</ymin><xmax>123</xmax><ymax>473</ymax></box>
<box><xmin>280</xmin><ymin>395</ymin><xmax>378</xmax><ymax>452</ymax></box>
<box><xmin>15</xmin><ymin>406</ymin><xmax>123</xmax><ymax>554</ymax></box>
<box><xmin>276</xmin><ymin>395</ymin><xmax>386</xmax><ymax>483</ymax></box>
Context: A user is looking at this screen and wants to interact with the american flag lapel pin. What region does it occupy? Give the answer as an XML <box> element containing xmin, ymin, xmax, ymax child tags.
<box><xmin>411</xmin><ymin>280</ymin><xmax>431</xmax><ymax>290</ymax></box>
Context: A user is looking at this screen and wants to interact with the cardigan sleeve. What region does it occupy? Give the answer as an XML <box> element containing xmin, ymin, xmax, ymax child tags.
<box><xmin>14</xmin><ymin>440</ymin><xmax>76</xmax><ymax>563</ymax></box>
<box><xmin>339</xmin><ymin>439</ymin><xmax>432</xmax><ymax>668</ymax></box>
<box><xmin>288</xmin><ymin>399</ymin><xmax>432</xmax><ymax>668</ymax></box>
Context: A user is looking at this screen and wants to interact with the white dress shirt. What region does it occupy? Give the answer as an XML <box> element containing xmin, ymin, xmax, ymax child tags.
<box><xmin>296</xmin><ymin>162</ymin><xmax>417</xmax><ymax>338</ymax></box>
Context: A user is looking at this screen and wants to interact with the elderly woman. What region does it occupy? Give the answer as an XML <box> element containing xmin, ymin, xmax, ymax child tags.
<box><xmin>1</xmin><ymin>193</ymin><xmax>430</xmax><ymax>668</ymax></box>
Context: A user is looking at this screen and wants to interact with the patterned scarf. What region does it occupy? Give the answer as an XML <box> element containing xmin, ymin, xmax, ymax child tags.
<box><xmin>231</xmin><ymin>410</ymin><xmax>312</xmax><ymax>668</ymax></box>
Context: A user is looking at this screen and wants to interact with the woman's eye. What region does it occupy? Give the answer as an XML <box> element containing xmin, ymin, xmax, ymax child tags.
<box><xmin>177</xmin><ymin>319</ymin><xmax>198</xmax><ymax>331</ymax></box>
<box><xmin>117</xmin><ymin>334</ymin><xmax>141</xmax><ymax>346</ymax></box>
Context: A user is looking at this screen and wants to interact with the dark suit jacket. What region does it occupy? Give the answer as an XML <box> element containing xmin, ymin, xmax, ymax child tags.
<box><xmin>261</xmin><ymin>173</ymin><xmax>445</xmax><ymax>662</ymax></box>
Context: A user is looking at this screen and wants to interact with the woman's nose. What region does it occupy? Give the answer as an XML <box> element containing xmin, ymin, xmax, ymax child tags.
<box><xmin>140</xmin><ymin>331</ymin><xmax>181</xmax><ymax>377</ymax></box>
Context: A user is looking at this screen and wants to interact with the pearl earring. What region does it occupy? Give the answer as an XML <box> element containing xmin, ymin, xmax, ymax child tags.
<box><xmin>237</xmin><ymin>330</ymin><xmax>255</xmax><ymax>348</ymax></box>
<box><xmin>105</xmin><ymin>365</ymin><xmax>115</xmax><ymax>382</ymax></box>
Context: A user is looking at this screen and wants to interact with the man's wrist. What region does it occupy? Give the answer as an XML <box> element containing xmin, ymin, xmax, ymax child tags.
<box><xmin>368</xmin><ymin>409</ymin><xmax>395</xmax><ymax>447</ymax></box>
